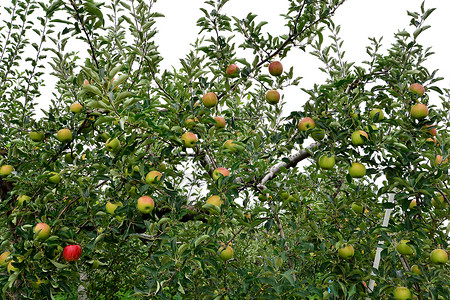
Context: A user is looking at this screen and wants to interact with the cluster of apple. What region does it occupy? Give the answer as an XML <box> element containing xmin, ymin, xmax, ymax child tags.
<box><xmin>265</xmin><ymin>61</ymin><xmax>283</xmax><ymax>105</ymax></box>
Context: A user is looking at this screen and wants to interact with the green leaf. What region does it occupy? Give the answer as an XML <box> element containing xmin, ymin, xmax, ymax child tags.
<box><xmin>50</xmin><ymin>260</ymin><xmax>68</xmax><ymax>269</ymax></box>
<box><xmin>194</xmin><ymin>235</ymin><xmax>210</xmax><ymax>247</ymax></box>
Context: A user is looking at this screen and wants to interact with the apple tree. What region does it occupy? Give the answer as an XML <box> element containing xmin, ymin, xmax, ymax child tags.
<box><xmin>0</xmin><ymin>0</ymin><xmax>448</xmax><ymax>299</ymax></box>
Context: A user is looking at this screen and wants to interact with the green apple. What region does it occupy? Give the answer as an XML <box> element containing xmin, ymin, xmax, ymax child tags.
<box><xmin>223</xmin><ymin>140</ymin><xmax>238</xmax><ymax>153</ymax></box>
<box><xmin>214</xmin><ymin>116</ymin><xmax>226</xmax><ymax>128</ymax></box>
<box><xmin>105</xmin><ymin>201</ymin><xmax>122</xmax><ymax>214</ymax></box>
<box><xmin>351</xmin><ymin>203</ymin><xmax>363</xmax><ymax>214</ymax></box>
<box><xmin>181</xmin><ymin>132</ymin><xmax>198</xmax><ymax>148</ymax></box>
<box><xmin>432</xmin><ymin>194</ymin><xmax>447</xmax><ymax>209</ymax></box>
<box><xmin>146</xmin><ymin>170</ymin><xmax>162</xmax><ymax>185</ymax></box>
<box><xmin>411</xmin><ymin>265</ymin><xmax>422</xmax><ymax>275</ymax></box>
<box><xmin>206</xmin><ymin>195</ymin><xmax>221</xmax><ymax>208</ymax></box>
<box><xmin>265</xmin><ymin>90</ymin><xmax>280</xmax><ymax>105</ymax></box>
<box><xmin>48</xmin><ymin>172</ymin><xmax>61</xmax><ymax>184</ymax></box>
<box><xmin>225</xmin><ymin>64</ymin><xmax>240</xmax><ymax>78</ymax></box>
<box><xmin>17</xmin><ymin>195</ymin><xmax>30</xmax><ymax>206</ymax></box>
<box><xmin>213</xmin><ymin>167</ymin><xmax>230</xmax><ymax>181</ymax></box>
<box><xmin>369</xmin><ymin>109</ymin><xmax>384</xmax><ymax>122</ymax></box>
<box><xmin>396</xmin><ymin>241</ymin><xmax>413</xmax><ymax>255</ymax></box>
<box><xmin>0</xmin><ymin>165</ymin><xmax>14</xmax><ymax>177</ymax></box>
<box><xmin>310</xmin><ymin>129</ymin><xmax>325</xmax><ymax>141</ymax></box>
<box><xmin>338</xmin><ymin>244</ymin><xmax>354</xmax><ymax>259</ymax></box>
<box><xmin>218</xmin><ymin>243</ymin><xmax>233</xmax><ymax>261</ymax></box>
<box><xmin>184</xmin><ymin>118</ymin><xmax>196</xmax><ymax>129</ymax></box>
<box><xmin>351</xmin><ymin>130</ymin><xmax>368</xmax><ymax>146</ymax></box>
<box><xmin>393</xmin><ymin>287</ymin><xmax>411</xmax><ymax>300</ymax></box>
<box><xmin>137</xmin><ymin>195</ymin><xmax>154</xmax><ymax>214</ymax></box>
<box><xmin>348</xmin><ymin>162</ymin><xmax>366</xmax><ymax>178</ymax></box>
<box><xmin>298</xmin><ymin>117</ymin><xmax>315</xmax><ymax>131</ymax></box>
<box><xmin>410</xmin><ymin>103</ymin><xmax>428</xmax><ymax>119</ymax></box>
<box><xmin>202</xmin><ymin>92</ymin><xmax>218</xmax><ymax>108</ymax></box>
<box><xmin>34</xmin><ymin>223</ymin><xmax>51</xmax><ymax>240</ymax></box>
<box><xmin>56</xmin><ymin>128</ymin><xmax>72</xmax><ymax>143</ymax></box>
<box><xmin>64</xmin><ymin>153</ymin><xmax>76</xmax><ymax>164</ymax></box>
<box><xmin>318</xmin><ymin>154</ymin><xmax>335</xmax><ymax>170</ymax></box>
<box><xmin>280</xmin><ymin>192</ymin><xmax>290</xmax><ymax>200</ymax></box>
<box><xmin>430</xmin><ymin>249</ymin><xmax>448</xmax><ymax>264</ymax></box>
<box><xmin>408</xmin><ymin>83</ymin><xmax>425</xmax><ymax>97</ymax></box>
<box><xmin>70</xmin><ymin>102</ymin><xmax>83</xmax><ymax>113</ymax></box>
<box><xmin>29</xmin><ymin>131</ymin><xmax>44</xmax><ymax>142</ymax></box>
<box><xmin>158</xmin><ymin>162</ymin><xmax>167</xmax><ymax>172</ymax></box>
<box><xmin>268</xmin><ymin>61</ymin><xmax>283</xmax><ymax>76</ymax></box>
<box><xmin>0</xmin><ymin>251</ymin><xmax>10</xmax><ymax>267</ymax></box>
<box><xmin>105</xmin><ymin>138</ymin><xmax>120</xmax><ymax>152</ymax></box>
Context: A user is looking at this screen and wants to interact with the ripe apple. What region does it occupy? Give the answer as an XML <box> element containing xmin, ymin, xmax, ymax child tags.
<box><xmin>184</xmin><ymin>118</ymin><xmax>196</xmax><ymax>128</ymax></box>
<box><xmin>137</xmin><ymin>195</ymin><xmax>155</xmax><ymax>214</ymax></box>
<box><xmin>0</xmin><ymin>165</ymin><xmax>14</xmax><ymax>177</ymax></box>
<box><xmin>265</xmin><ymin>90</ymin><xmax>280</xmax><ymax>105</ymax></box>
<box><xmin>369</xmin><ymin>108</ymin><xmax>384</xmax><ymax>122</ymax></box>
<box><xmin>202</xmin><ymin>92</ymin><xmax>218</xmax><ymax>108</ymax></box>
<box><xmin>338</xmin><ymin>244</ymin><xmax>354</xmax><ymax>259</ymax></box>
<box><xmin>146</xmin><ymin>170</ymin><xmax>162</xmax><ymax>185</ymax></box>
<box><xmin>63</xmin><ymin>245</ymin><xmax>82</xmax><ymax>262</ymax></box>
<box><xmin>56</xmin><ymin>128</ymin><xmax>72</xmax><ymax>143</ymax></box>
<box><xmin>393</xmin><ymin>287</ymin><xmax>412</xmax><ymax>300</ymax></box>
<box><xmin>181</xmin><ymin>132</ymin><xmax>198</xmax><ymax>148</ymax></box>
<box><xmin>411</xmin><ymin>265</ymin><xmax>422</xmax><ymax>275</ymax></box>
<box><xmin>310</xmin><ymin>129</ymin><xmax>325</xmax><ymax>141</ymax></box>
<box><xmin>48</xmin><ymin>172</ymin><xmax>61</xmax><ymax>184</ymax></box>
<box><xmin>409</xmin><ymin>200</ymin><xmax>417</xmax><ymax>209</ymax></box>
<box><xmin>7</xmin><ymin>256</ymin><xmax>22</xmax><ymax>273</ymax></box>
<box><xmin>206</xmin><ymin>195</ymin><xmax>221</xmax><ymax>208</ymax></box>
<box><xmin>218</xmin><ymin>243</ymin><xmax>233</xmax><ymax>261</ymax></box>
<box><xmin>34</xmin><ymin>223</ymin><xmax>51</xmax><ymax>240</ymax></box>
<box><xmin>430</xmin><ymin>249</ymin><xmax>448</xmax><ymax>264</ymax></box>
<box><xmin>318</xmin><ymin>154</ymin><xmax>335</xmax><ymax>170</ymax></box>
<box><xmin>396</xmin><ymin>241</ymin><xmax>413</xmax><ymax>255</ymax></box>
<box><xmin>268</xmin><ymin>61</ymin><xmax>283</xmax><ymax>76</ymax></box>
<box><xmin>17</xmin><ymin>195</ymin><xmax>30</xmax><ymax>206</ymax></box>
<box><xmin>214</xmin><ymin>116</ymin><xmax>226</xmax><ymax>128</ymax></box>
<box><xmin>410</xmin><ymin>103</ymin><xmax>428</xmax><ymax>119</ymax></box>
<box><xmin>0</xmin><ymin>251</ymin><xmax>10</xmax><ymax>267</ymax></box>
<box><xmin>351</xmin><ymin>203</ymin><xmax>364</xmax><ymax>214</ymax></box>
<box><xmin>105</xmin><ymin>138</ymin><xmax>120</xmax><ymax>152</ymax></box>
<box><xmin>348</xmin><ymin>162</ymin><xmax>366</xmax><ymax>178</ymax></box>
<box><xmin>351</xmin><ymin>130</ymin><xmax>368</xmax><ymax>146</ymax></box>
<box><xmin>105</xmin><ymin>201</ymin><xmax>122</xmax><ymax>214</ymax></box>
<box><xmin>29</xmin><ymin>131</ymin><xmax>44</xmax><ymax>142</ymax></box>
<box><xmin>213</xmin><ymin>167</ymin><xmax>230</xmax><ymax>180</ymax></box>
<box><xmin>408</xmin><ymin>83</ymin><xmax>425</xmax><ymax>97</ymax></box>
<box><xmin>70</xmin><ymin>103</ymin><xmax>83</xmax><ymax>113</ymax></box>
<box><xmin>223</xmin><ymin>140</ymin><xmax>238</xmax><ymax>153</ymax></box>
<box><xmin>424</xmin><ymin>124</ymin><xmax>437</xmax><ymax>136</ymax></box>
<box><xmin>225</xmin><ymin>64</ymin><xmax>240</xmax><ymax>78</ymax></box>
<box><xmin>298</xmin><ymin>117</ymin><xmax>315</xmax><ymax>131</ymax></box>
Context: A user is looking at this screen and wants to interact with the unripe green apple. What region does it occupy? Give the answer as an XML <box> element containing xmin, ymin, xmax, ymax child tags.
<box><xmin>181</xmin><ymin>132</ymin><xmax>198</xmax><ymax>148</ymax></box>
<box><xmin>408</xmin><ymin>83</ymin><xmax>425</xmax><ymax>97</ymax></box>
<box><xmin>48</xmin><ymin>172</ymin><xmax>61</xmax><ymax>184</ymax></box>
<box><xmin>397</xmin><ymin>241</ymin><xmax>413</xmax><ymax>255</ymax></box>
<box><xmin>265</xmin><ymin>90</ymin><xmax>280</xmax><ymax>105</ymax></box>
<box><xmin>430</xmin><ymin>249</ymin><xmax>448</xmax><ymax>264</ymax></box>
<box><xmin>338</xmin><ymin>244</ymin><xmax>354</xmax><ymax>259</ymax></box>
<box><xmin>146</xmin><ymin>170</ymin><xmax>162</xmax><ymax>185</ymax></box>
<box><xmin>70</xmin><ymin>102</ymin><xmax>83</xmax><ymax>113</ymax></box>
<box><xmin>348</xmin><ymin>162</ymin><xmax>366</xmax><ymax>178</ymax></box>
<box><xmin>17</xmin><ymin>195</ymin><xmax>30</xmax><ymax>206</ymax></box>
<box><xmin>218</xmin><ymin>243</ymin><xmax>233</xmax><ymax>261</ymax></box>
<box><xmin>137</xmin><ymin>195</ymin><xmax>154</xmax><ymax>214</ymax></box>
<box><xmin>202</xmin><ymin>92</ymin><xmax>218</xmax><ymax>108</ymax></box>
<box><xmin>64</xmin><ymin>153</ymin><xmax>76</xmax><ymax>164</ymax></box>
<box><xmin>410</xmin><ymin>103</ymin><xmax>428</xmax><ymax>119</ymax></box>
<box><xmin>310</xmin><ymin>129</ymin><xmax>325</xmax><ymax>141</ymax></box>
<box><xmin>393</xmin><ymin>287</ymin><xmax>411</xmax><ymax>300</ymax></box>
<box><xmin>223</xmin><ymin>140</ymin><xmax>238</xmax><ymax>153</ymax></box>
<box><xmin>351</xmin><ymin>130</ymin><xmax>368</xmax><ymax>146</ymax></box>
<box><xmin>105</xmin><ymin>201</ymin><xmax>122</xmax><ymax>214</ymax></box>
<box><xmin>34</xmin><ymin>223</ymin><xmax>51</xmax><ymax>240</ymax></box>
<box><xmin>411</xmin><ymin>265</ymin><xmax>422</xmax><ymax>275</ymax></box>
<box><xmin>318</xmin><ymin>154</ymin><xmax>335</xmax><ymax>170</ymax></box>
<box><xmin>298</xmin><ymin>117</ymin><xmax>315</xmax><ymax>131</ymax></box>
<box><xmin>351</xmin><ymin>203</ymin><xmax>364</xmax><ymax>214</ymax></box>
<box><xmin>280</xmin><ymin>192</ymin><xmax>290</xmax><ymax>200</ymax></box>
<box><xmin>369</xmin><ymin>108</ymin><xmax>384</xmax><ymax>122</ymax></box>
<box><xmin>0</xmin><ymin>251</ymin><xmax>10</xmax><ymax>267</ymax></box>
<box><xmin>206</xmin><ymin>195</ymin><xmax>221</xmax><ymax>208</ymax></box>
<box><xmin>0</xmin><ymin>165</ymin><xmax>14</xmax><ymax>177</ymax></box>
<box><xmin>29</xmin><ymin>131</ymin><xmax>44</xmax><ymax>142</ymax></box>
<box><xmin>56</xmin><ymin>129</ymin><xmax>73</xmax><ymax>143</ymax></box>
<box><xmin>268</xmin><ymin>61</ymin><xmax>283</xmax><ymax>76</ymax></box>
<box><xmin>214</xmin><ymin>116</ymin><xmax>226</xmax><ymax>128</ymax></box>
<box><xmin>213</xmin><ymin>167</ymin><xmax>230</xmax><ymax>181</ymax></box>
<box><xmin>105</xmin><ymin>138</ymin><xmax>120</xmax><ymax>152</ymax></box>
<box><xmin>225</xmin><ymin>64</ymin><xmax>240</xmax><ymax>78</ymax></box>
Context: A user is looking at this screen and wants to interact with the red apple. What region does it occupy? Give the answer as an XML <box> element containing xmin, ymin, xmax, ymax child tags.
<box><xmin>225</xmin><ymin>64</ymin><xmax>240</xmax><ymax>78</ymax></box>
<box><xmin>268</xmin><ymin>61</ymin><xmax>283</xmax><ymax>76</ymax></box>
<box><xmin>213</xmin><ymin>116</ymin><xmax>226</xmax><ymax>128</ymax></box>
<box><xmin>265</xmin><ymin>90</ymin><xmax>280</xmax><ymax>105</ymax></box>
<box><xmin>202</xmin><ymin>92</ymin><xmax>218</xmax><ymax>108</ymax></box>
<box><xmin>298</xmin><ymin>117</ymin><xmax>315</xmax><ymax>131</ymax></box>
<box><xmin>411</xmin><ymin>103</ymin><xmax>428</xmax><ymax>119</ymax></box>
<box><xmin>408</xmin><ymin>83</ymin><xmax>425</xmax><ymax>97</ymax></box>
<box><xmin>63</xmin><ymin>245</ymin><xmax>82</xmax><ymax>261</ymax></box>
<box><xmin>137</xmin><ymin>195</ymin><xmax>155</xmax><ymax>214</ymax></box>
<box><xmin>424</xmin><ymin>124</ymin><xmax>437</xmax><ymax>136</ymax></box>
<box><xmin>213</xmin><ymin>167</ymin><xmax>230</xmax><ymax>180</ymax></box>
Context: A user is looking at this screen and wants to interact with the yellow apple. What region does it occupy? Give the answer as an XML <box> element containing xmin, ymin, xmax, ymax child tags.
<box><xmin>338</xmin><ymin>244</ymin><xmax>354</xmax><ymax>259</ymax></box>
<box><xmin>298</xmin><ymin>117</ymin><xmax>315</xmax><ymax>131</ymax></box>
<box><xmin>410</xmin><ymin>103</ymin><xmax>428</xmax><ymax>119</ymax></box>
<box><xmin>181</xmin><ymin>132</ymin><xmax>198</xmax><ymax>148</ymax></box>
<box><xmin>348</xmin><ymin>162</ymin><xmax>366</xmax><ymax>178</ymax></box>
<box><xmin>146</xmin><ymin>170</ymin><xmax>162</xmax><ymax>185</ymax></box>
<box><xmin>202</xmin><ymin>92</ymin><xmax>218</xmax><ymax>108</ymax></box>
<box><xmin>0</xmin><ymin>165</ymin><xmax>14</xmax><ymax>177</ymax></box>
<box><xmin>105</xmin><ymin>201</ymin><xmax>122</xmax><ymax>215</ymax></box>
<box><xmin>29</xmin><ymin>131</ymin><xmax>44</xmax><ymax>142</ymax></box>
<box><xmin>265</xmin><ymin>90</ymin><xmax>280</xmax><ymax>105</ymax></box>
<box><xmin>212</xmin><ymin>167</ymin><xmax>230</xmax><ymax>180</ymax></box>
<box><xmin>393</xmin><ymin>287</ymin><xmax>411</xmax><ymax>300</ymax></box>
<box><xmin>56</xmin><ymin>128</ymin><xmax>72</xmax><ymax>143</ymax></box>
<box><xmin>34</xmin><ymin>223</ymin><xmax>51</xmax><ymax>240</ymax></box>
<box><xmin>206</xmin><ymin>195</ymin><xmax>221</xmax><ymax>208</ymax></box>
<box><xmin>137</xmin><ymin>195</ymin><xmax>154</xmax><ymax>214</ymax></box>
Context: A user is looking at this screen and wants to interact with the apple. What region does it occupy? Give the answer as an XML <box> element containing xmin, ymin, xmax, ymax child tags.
<box><xmin>298</xmin><ymin>117</ymin><xmax>315</xmax><ymax>131</ymax></box>
<box><xmin>184</xmin><ymin>118</ymin><xmax>196</xmax><ymax>128</ymax></box>
<box><xmin>213</xmin><ymin>167</ymin><xmax>230</xmax><ymax>180</ymax></box>
<box><xmin>206</xmin><ymin>195</ymin><xmax>221</xmax><ymax>208</ymax></box>
<box><xmin>17</xmin><ymin>194</ymin><xmax>30</xmax><ymax>206</ymax></box>
<box><xmin>146</xmin><ymin>170</ymin><xmax>162</xmax><ymax>185</ymax></box>
<box><xmin>411</xmin><ymin>265</ymin><xmax>422</xmax><ymax>275</ymax></box>
<box><xmin>268</xmin><ymin>61</ymin><xmax>283</xmax><ymax>76</ymax></box>
<box><xmin>29</xmin><ymin>131</ymin><xmax>44</xmax><ymax>142</ymax></box>
<box><xmin>223</xmin><ymin>140</ymin><xmax>238</xmax><ymax>153</ymax></box>
<box><xmin>158</xmin><ymin>162</ymin><xmax>167</xmax><ymax>172</ymax></box>
<box><xmin>64</xmin><ymin>153</ymin><xmax>76</xmax><ymax>164</ymax></box>
<box><xmin>265</xmin><ymin>90</ymin><xmax>280</xmax><ymax>105</ymax></box>
<box><xmin>48</xmin><ymin>172</ymin><xmax>61</xmax><ymax>184</ymax></box>
<box><xmin>70</xmin><ymin>103</ymin><xmax>83</xmax><ymax>113</ymax></box>
<box><xmin>432</xmin><ymin>194</ymin><xmax>447</xmax><ymax>209</ymax></box>
<box><xmin>409</xmin><ymin>200</ymin><xmax>417</xmax><ymax>209</ymax></box>
<box><xmin>0</xmin><ymin>165</ymin><xmax>14</xmax><ymax>177</ymax></box>
<box><xmin>408</xmin><ymin>83</ymin><xmax>425</xmax><ymax>97</ymax></box>
<box><xmin>369</xmin><ymin>109</ymin><xmax>384</xmax><ymax>122</ymax></box>
<box><xmin>351</xmin><ymin>203</ymin><xmax>364</xmax><ymax>214</ymax></box>
<box><xmin>310</xmin><ymin>129</ymin><xmax>325</xmax><ymax>141</ymax></box>
<box><xmin>213</xmin><ymin>116</ymin><xmax>226</xmax><ymax>128</ymax></box>
<box><xmin>137</xmin><ymin>195</ymin><xmax>155</xmax><ymax>214</ymax></box>
<box><xmin>410</xmin><ymin>103</ymin><xmax>428</xmax><ymax>119</ymax></box>
<box><xmin>318</xmin><ymin>154</ymin><xmax>335</xmax><ymax>170</ymax></box>
<box><xmin>348</xmin><ymin>162</ymin><xmax>366</xmax><ymax>178</ymax></box>
<box><xmin>0</xmin><ymin>251</ymin><xmax>10</xmax><ymax>267</ymax></box>
<box><xmin>105</xmin><ymin>201</ymin><xmax>122</xmax><ymax>214</ymax></box>
<box><xmin>393</xmin><ymin>287</ymin><xmax>412</xmax><ymax>300</ymax></box>
<box><xmin>280</xmin><ymin>192</ymin><xmax>290</xmax><ymax>200</ymax></box>
<box><xmin>351</xmin><ymin>130</ymin><xmax>368</xmax><ymax>146</ymax></box>
<box><xmin>396</xmin><ymin>241</ymin><xmax>413</xmax><ymax>255</ymax></box>
<box><xmin>34</xmin><ymin>223</ymin><xmax>51</xmax><ymax>240</ymax></box>
<box><xmin>225</xmin><ymin>64</ymin><xmax>240</xmax><ymax>78</ymax></box>
<box><xmin>63</xmin><ymin>245</ymin><xmax>82</xmax><ymax>262</ymax></box>
<box><xmin>181</xmin><ymin>132</ymin><xmax>198</xmax><ymax>148</ymax></box>
<box><xmin>434</xmin><ymin>155</ymin><xmax>448</xmax><ymax>165</ymax></box>
<box><xmin>218</xmin><ymin>243</ymin><xmax>233</xmax><ymax>261</ymax></box>
<box><xmin>105</xmin><ymin>138</ymin><xmax>120</xmax><ymax>152</ymax></box>
<box><xmin>202</xmin><ymin>92</ymin><xmax>218</xmax><ymax>108</ymax></box>
<box><xmin>7</xmin><ymin>256</ymin><xmax>22</xmax><ymax>273</ymax></box>
<box><xmin>430</xmin><ymin>249</ymin><xmax>448</xmax><ymax>264</ymax></box>
<box><xmin>424</xmin><ymin>124</ymin><xmax>437</xmax><ymax>136</ymax></box>
<box><xmin>338</xmin><ymin>244</ymin><xmax>354</xmax><ymax>259</ymax></box>
<box><xmin>56</xmin><ymin>128</ymin><xmax>72</xmax><ymax>143</ymax></box>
